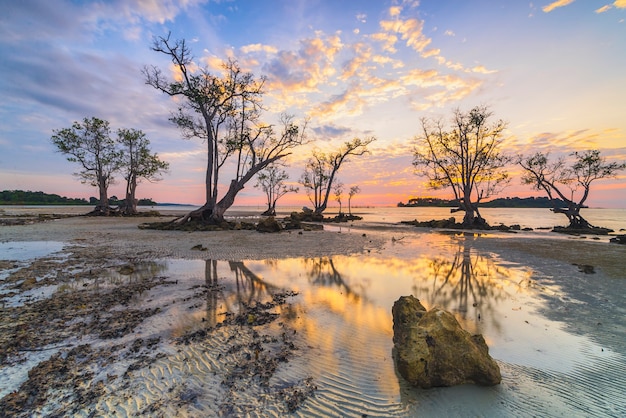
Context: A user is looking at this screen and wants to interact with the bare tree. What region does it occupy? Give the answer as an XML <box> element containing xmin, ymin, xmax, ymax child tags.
<box><xmin>117</xmin><ymin>128</ymin><xmax>169</xmax><ymax>215</ymax></box>
<box><xmin>333</xmin><ymin>181</ymin><xmax>344</xmax><ymax>215</ymax></box>
<box><xmin>51</xmin><ymin>117</ymin><xmax>121</xmax><ymax>215</ymax></box>
<box><xmin>413</xmin><ymin>106</ymin><xmax>510</xmax><ymax>227</ymax></box>
<box><xmin>348</xmin><ymin>185</ymin><xmax>360</xmax><ymax>215</ymax></box>
<box><xmin>519</xmin><ymin>149</ymin><xmax>626</xmax><ymax>229</ymax></box>
<box><xmin>143</xmin><ymin>34</ymin><xmax>306</xmax><ymax>224</ymax></box>
<box><xmin>255</xmin><ymin>164</ymin><xmax>298</xmax><ymax>216</ymax></box>
<box><xmin>300</xmin><ymin>151</ymin><xmax>328</xmax><ymax>214</ymax></box>
<box><xmin>300</xmin><ymin>137</ymin><xmax>375</xmax><ymax>214</ymax></box>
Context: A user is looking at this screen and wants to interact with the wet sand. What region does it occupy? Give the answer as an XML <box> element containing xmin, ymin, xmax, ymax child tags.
<box><xmin>1</xmin><ymin>207</ymin><xmax>625</xmax><ymax>417</ymax></box>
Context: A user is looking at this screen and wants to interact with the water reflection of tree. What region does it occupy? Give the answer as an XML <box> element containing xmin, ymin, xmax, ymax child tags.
<box><xmin>414</xmin><ymin>238</ymin><xmax>513</xmax><ymax>332</ymax></box>
<box><xmin>303</xmin><ymin>257</ymin><xmax>363</xmax><ymax>302</ymax></box>
<box><xmin>93</xmin><ymin>261</ymin><xmax>168</xmax><ymax>291</ymax></box>
<box><xmin>203</xmin><ymin>260</ymin><xmax>280</xmax><ymax>327</ymax></box>
<box><xmin>204</xmin><ymin>259</ymin><xmax>220</xmax><ymax>327</ymax></box>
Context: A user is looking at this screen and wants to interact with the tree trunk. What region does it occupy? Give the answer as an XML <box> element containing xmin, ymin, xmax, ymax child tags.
<box><xmin>97</xmin><ymin>176</ymin><xmax>109</xmax><ymax>215</ymax></box>
<box><xmin>462</xmin><ymin>209</ymin><xmax>474</xmax><ymax>226</ymax></box>
<box><xmin>174</xmin><ymin>155</ymin><xmax>285</xmax><ymax>226</ymax></box>
<box><xmin>461</xmin><ymin>195</ymin><xmax>474</xmax><ymax>227</ymax></box>
<box><xmin>124</xmin><ymin>175</ymin><xmax>138</xmax><ymax>215</ymax></box>
<box><xmin>210</xmin><ymin>179</ymin><xmax>243</xmax><ymax>223</ymax></box>
<box><xmin>261</xmin><ymin>206</ymin><xmax>276</xmax><ymax>216</ymax></box>
<box><xmin>206</xmin><ymin>121</ymin><xmax>215</xmax><ymax>208</ymax></box>
<box><xmin>554</xmin><ymin>206</ymin><xmax>590</xmax><ymax>229</ymax></box>
<box><xmin>173</xmin><ymin>178</ymin><xmax>243</xmax><ymax>225</ymax></box>
<box><xmin>570</xmin><ymin>215</ymin><xmax>590</xmax><ymax>229</ymax></box>
<box><xmin>473</xmin><ymin>205</ymin><xmax>487</xmax><ymax>227</ymax></box>
<box><xmin>261</xmin><ymin>201</ymin><xmax>277</xmax><ymax>216</ymax></box>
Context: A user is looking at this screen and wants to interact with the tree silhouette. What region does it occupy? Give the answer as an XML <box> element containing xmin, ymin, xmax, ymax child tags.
<box><xmin>333</xmin><ymin>181</ymin><xmax>344</xmax><ymax>215</ymax></box>
<box><xmin>255</xmin><ymin>164</ymin><xmax>298</xmax><ymax>216</ymax></box>
<box><xmin>144</xmin><ymin>34</ymin><xmax>307</xmax><ymax>224</ymax></box>
<box><xmin>413</xmin><ymin>106</ymin><xmax>510</xmax><ymax>227</ymax></box>
<box><xmin>348</xmin><ymin>185</ymin><xmax>360</xmax><ymax>215</ymax></box>
<box><xmin>519</xmin><ymin>149</ymin><xmax>626</xmax><ymax>229</ymax></box>
<box><xmin>300</xmin><ymin>137</ymin><xmax>375</xmax><ymax>214</ymax></box>
<box><xmin>117</xmin><ymin>128</ymin><xmax>169</xmax><ymax>215</ymax></box>
<box><xmin>51</xmin><ymin>117</ymin><xmax>121</xmax><ymax>215</ymax></box>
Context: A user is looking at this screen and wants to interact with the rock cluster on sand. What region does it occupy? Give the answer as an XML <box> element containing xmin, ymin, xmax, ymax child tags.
<box><xmin>256</xmin><ymin>216</ymin><xmax>283</xmax><ymax>233</ymax></box>
<box><xmin>392</xmin><ymin>295</ymin><xmax>501</xmax><ymax>389</ymax></box>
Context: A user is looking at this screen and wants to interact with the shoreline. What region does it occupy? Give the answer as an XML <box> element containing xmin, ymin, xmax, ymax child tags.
<box><xmin>1</xmin><ymin>207</ymin><xmax>623</xmax><ymax>275</ymax></box>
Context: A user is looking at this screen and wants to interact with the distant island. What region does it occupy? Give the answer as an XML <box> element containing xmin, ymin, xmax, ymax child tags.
<box><xmin>0</xmin><ymin>190</ymin><xmax>157</xmax><ymax>206</ymax></box>
<box><xmin>397</xmin><ymin>196</ymin><xmax>573</xmax><ymax>208</ymax></box>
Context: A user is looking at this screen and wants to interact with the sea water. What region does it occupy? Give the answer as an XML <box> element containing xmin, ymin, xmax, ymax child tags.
<box><xmin>225</xmin><ymin>205</ymin><xmax>626</xmax><ymax>233</ymax></box>
<box><xmin>3</xmin><ymin>205</ymin><xmax>624</xmax><ymax>232</ymax></box>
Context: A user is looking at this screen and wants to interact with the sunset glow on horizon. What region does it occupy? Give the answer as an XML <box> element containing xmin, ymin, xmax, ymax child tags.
<box><xmin>1</xmin><ymin>1</ymin><xmax>625</xmax><ymax>208</ymax></box>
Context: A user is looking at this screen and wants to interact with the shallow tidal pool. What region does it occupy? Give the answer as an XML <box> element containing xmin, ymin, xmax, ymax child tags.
<box><xmin>1</xmin><ymin>233</ymin><xmax>625</xmax><ymax>417</ymax></box>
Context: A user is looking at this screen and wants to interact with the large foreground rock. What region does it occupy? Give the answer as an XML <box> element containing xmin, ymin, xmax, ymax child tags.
<box><xmin>392</xmin><ymin>295</ymin><xmax>501</xmax><ymax>388</ymax></box>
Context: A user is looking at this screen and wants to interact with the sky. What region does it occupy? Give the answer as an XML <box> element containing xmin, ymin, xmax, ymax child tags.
<box><xmin>1</xmin><ymin>0</ymin><xmax>625</xmax><ymax>208</ymax></box>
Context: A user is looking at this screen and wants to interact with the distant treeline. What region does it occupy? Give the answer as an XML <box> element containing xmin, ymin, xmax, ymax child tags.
<box><xmin>0</xmin><ymin>190</ymin><xmax>157</xmax><ymax>206</ymax></box>
<box><xmin>398</xmin><ymin>196</ymin><xmax>573</xmax><ymax>208</ymax></box>
<box><xmin>398</xmin><ymin>197</ymin><xmax>457</xmax><ymax>207</ymax></box>
<box><xmin>482</xmin><ymin>196</ymin><xmax>577</xmax><ymax>208</ymax></box>
<box><xmin>0</xmin><ymin>190</ymin><xmax>89</xmax><ymax>205</ymax></box>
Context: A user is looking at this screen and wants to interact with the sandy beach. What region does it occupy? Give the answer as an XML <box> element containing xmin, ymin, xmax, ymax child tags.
<box><xmin>1</xmin><ymin>207</ymin><xmax>625</xmax><ymax>417</ymax></box>
<box><xmin>0</xmin><ymin>209</ymin><xmax>386</xmax><ymax>260</ymax></box>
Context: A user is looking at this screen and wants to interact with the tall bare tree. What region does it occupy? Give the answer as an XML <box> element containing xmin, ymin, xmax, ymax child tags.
<box><xmin>348</xmin><ymin>185</ymin><xmax>360</xmax><ymax>215</ymax></box>
<box><xmin>254</xmin><ymin>164</ymin><xmax>298</xmax><ymax>216</ymax></box>
<box><xmin>300</xmin><ymin>137</ymin><xmax>375</xmax><ymax>214</ymax></box>
<box><xmin>413</xmin><ymin>106</ymin><xmax>510</xmax><ymax>227</ymax></box>
<box><xmin>117</xmin><ymin>128</ymin><xmax>169</xmax><ymax>215</ymax></box>
<box><xmin>51</xmin><ymin>117</ymin><xmax>121</xmax><ymax>215</ymax></box>
<box><xmin>333</xmin><ymin>181</ymin><xmax>344</xmax><ymax>215</ymax></box>
<box><xmin>143</xmin><ymin>34</ymin><xmax>306</xmax><ymax>224</ymax></box>
<box><xmin>519</xmin><ymin>149</ymin><xmax>625</xmax><ymax>229</ymax></box>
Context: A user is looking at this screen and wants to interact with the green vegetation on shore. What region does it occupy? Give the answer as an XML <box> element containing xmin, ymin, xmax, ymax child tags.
<box><xmin>0</xmin><ymin>190</ymin><xmax>89</xmax><ymax>205</ymax></box>
<box><xmin>0</xmin><ymin>190</ymin><xmax>157</xmax><ymax>206</ymax></box>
